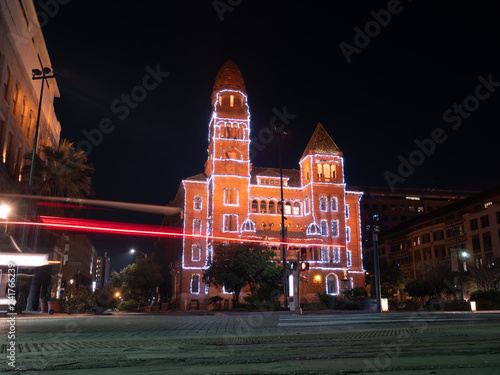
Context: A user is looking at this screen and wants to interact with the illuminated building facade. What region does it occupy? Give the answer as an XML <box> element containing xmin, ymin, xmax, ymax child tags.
<box><xmin>168</xmin><ymin>60</ymin><xmax>364</xmax><ymax>309</ymax></box>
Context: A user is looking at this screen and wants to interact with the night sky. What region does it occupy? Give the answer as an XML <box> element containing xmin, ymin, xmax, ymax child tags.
<box><xmin>36</xmin><ymin>0</ymin><xmax>500</xmax><ymax>270</ymax></box>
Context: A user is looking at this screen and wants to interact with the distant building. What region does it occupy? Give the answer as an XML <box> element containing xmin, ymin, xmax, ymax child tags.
<box><xmin>58</xmin><ymin>234</ymin><xmax>97</xmax><ymax>297</ymax></box>
<box><xmin>94</xmin><ymin>252</ymin><xmax>111</xmax><ymax>288</ymax></box>
<box><xmin>158</xmin><ymin>60</ymin><xmax>364</xmax><ymax>310</ymax></box>
<box><xmin>356</xmin><ymin>186</ymin><xmax>475</xmax><ymax>272</ymax></box>
<box><xmin>0</xmin><ymin>0</ymin><xmax>61</xmax><ymax>192</ymax></box>
<box><xmin>375</xmin><ymin>185</ymin><xmax>500</xmax><ymax>299</ymax></box>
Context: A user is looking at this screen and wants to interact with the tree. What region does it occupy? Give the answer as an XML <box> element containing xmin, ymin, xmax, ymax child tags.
<box><xmin>415</xmin><ymin>258</ymin><xmax>455</xmax><ymax>300</ymax></box>
<box><xmin>111</xmin><ymin>256</ymin><xmax>163</xmax><ymax>305</ymax></box>
<box><xmin>404</xmin><ymin>279</ymin><xmax>434</xmax><ymax>305</ymax></box>
<box><xmin>21</xmin><ymin>140</ymin><xmax>94</xmax><ymax>311</ymax></box>
<box><xmin>203</xmin><ymin>242</ymin><xmax>282</xmax><ymax>305</ymax></box>
<box><xmin>467</xmin><ymin>257</ymin><xmax>500</xmax><ymax>292</ymax></box>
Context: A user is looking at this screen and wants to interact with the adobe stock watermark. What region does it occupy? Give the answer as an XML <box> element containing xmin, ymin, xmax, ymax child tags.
<box><xmin>36</xmin><ymin>0</ymin><xmax>71</xmax><ymax>27</ymax></box>
<box><xmin>212</xmin><ymin>0</ymin><xmax>243</xmax><ymax>22</ymax></box>
<box><xmin>339</xmin><ymin>0</ymin><xmax>412</xmax><ymax>64</ymax></box>
<box><xmin>384</xmin><ymin>73</ymin><xmax>499</xmax><ymax>191</ymax></box>
<box><xmin>76</xmin><ymin>64</ymin><xmax>169</xmax><ymax>155</ymax></box>
<box><xmin>248</xmin><ymin>106</ymin><xmax>297</xmax><ymax>161</ymax></box>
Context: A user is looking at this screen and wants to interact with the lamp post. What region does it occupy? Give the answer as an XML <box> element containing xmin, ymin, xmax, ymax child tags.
<box><xmin>0</xmin><ymin>204</ymin><xmax>10</xmax><ymax>233</ymax></box>
<box><xmin>21</xmin><ymin>67</ymin><xmax>56</xmax><ymax>253</ymax></box>
<box><xmin>270</xmin><ymin>121</ymin><xmax>289</xmax><ymax>309</ymax></box>
<box><xmin>130</xmin><ymin>249</ymin><xmax>148</xmax><ymax>259</ymax></box>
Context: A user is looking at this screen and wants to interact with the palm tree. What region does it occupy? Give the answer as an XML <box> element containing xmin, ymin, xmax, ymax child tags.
<box><xmin>21</xmin><ymin>139</ymin><xmax>94</xmax><ymax>311</ymax></box>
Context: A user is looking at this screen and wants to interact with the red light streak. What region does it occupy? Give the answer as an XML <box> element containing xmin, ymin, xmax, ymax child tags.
<box><xmin>37</xmin><ymin>202</ymin><xmax>109</xmax><ymax>210</ymax></box>
<box><xmin>6</xmin><ymin>216</ymin><xmax>344</xmax><ymax>248</ymax></box>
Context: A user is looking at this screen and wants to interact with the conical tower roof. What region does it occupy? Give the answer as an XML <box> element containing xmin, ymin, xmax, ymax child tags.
<box><xmin>301</xmin><ymin>123</ymin><xmax>341</xmax><ymax>158</ymax></box>
<box><xmin>212</xmin><ymin>59</ymin><xmax>246</xmax><ymax>96</ymax></box>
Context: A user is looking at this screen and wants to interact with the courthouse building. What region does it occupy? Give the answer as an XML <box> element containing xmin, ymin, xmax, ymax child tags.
<box><xmin>163</xmin><ymin>60</ymin><xmax>364</xmax><ymax>309</ymax></box>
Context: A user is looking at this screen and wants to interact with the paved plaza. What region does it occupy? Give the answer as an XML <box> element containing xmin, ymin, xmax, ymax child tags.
<box><xmin>1</xmin><ymin>311</ymin><xmax>500</xmax><ymax>374</ymax></box>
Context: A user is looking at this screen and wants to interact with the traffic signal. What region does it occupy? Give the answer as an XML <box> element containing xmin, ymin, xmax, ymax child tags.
<box><xmin>290</xmin><ymin>261</ymin><xmax>298</xmax><ymax>270</ymax></box>
<box><xmin>300</xmin><ymin>261</ymin><xmax>309</xmax><ymax>271</ymax></box>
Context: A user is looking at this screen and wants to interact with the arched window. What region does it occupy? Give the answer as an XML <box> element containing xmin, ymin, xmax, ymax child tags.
<box><xmin>323</xmin><ymin>164</ymin><xmax>330</xmax><ymax>178</ymax></box>
<box><xmin>251</xmin><ymin>200</ymin><xmax>258</xmax><ymax>213</ymax></box>
<box><xmin>221</xmin><ymin>147</ymin><xmax>242</xmax><ymax>160</ymax></box>
<box><xmin>293</xmin><ymin>202</ymin><xmax>300</xmax><ymax>215</ymax></box>
<box><xmin>326</xmin><ymin>274</ymin><xmax>337</xmax><ymax>295</ymax></box>
<box><xmin>241</xmin><ymin>219</ymin><xmax>256</xmax><ymax>232</ymax></box>
<box><xmin>269</xmin><ymin>201</ymin><xmax>276</xmax><ymax>214</ymax></box>
<box><xmin>317</xmin><ymin>163</ymin><xmax>323</xmax><ymax>177</ymax></box>
<box><xmin>191</xmin><ymin>274</ymin><xmax>200</xmax><ymax>294</ymax></box>
<box><xmin>193</xmin><ymin>195</ymin><xmax>202</xmax><ymax>210</ymax></box>
<box><xmin>331</xmin><ymin>220</ymin><xmax>339</xmax><ymax>237</ymax></box>
<box><xmin>331</xmin><ymin>197</ymin><xmax>337</xmax><ymax>212</ymax></box>
<box><xmin>284</xmin><ymin>202</ymin><xmax>292</xmax><ymax>215</ymax></box>
<box><xmin>331</xmin><ymin>165</ymin><xmax>337</xmax><ymax>179</ymax></box>
<box><xmin>193</xmin><ymin>219</ymin><xmax>202</xmax><ymax>235</ymax></box>
<box><xmin>305</xmin><ymin>167</ymin><xmax>310</xmax><ymax>181</ymax></box>
<box><xmin>306</xmin><ymin>223</ymin><xmax>321</xmax><ymax>236</ymax></box>
<box><xmin>320</xmin><ymin>196</ymin><xmax>327</xmax><ymax>211</ymax></box>
<box><xmin>260</xmin><ymin>201</ymin><xmax>267</xmax><ymax>213</ymax></box>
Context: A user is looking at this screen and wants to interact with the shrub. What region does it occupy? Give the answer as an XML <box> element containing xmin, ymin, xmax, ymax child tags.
<box><xmin>118</xmin><ymin>299</ymin><xmax>138</xmax><ymax>312</ymax></box>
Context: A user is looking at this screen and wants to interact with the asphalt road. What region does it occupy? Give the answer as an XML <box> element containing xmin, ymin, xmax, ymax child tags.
<box><xmin>1</xmin><ymin>310</ymin><xmax>500</xmax><ymax>374</ymax></box>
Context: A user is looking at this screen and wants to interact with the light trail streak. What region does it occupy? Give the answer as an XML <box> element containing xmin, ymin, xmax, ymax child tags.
<box><xmin>5</xmin><ymin>216</ymin><xmax>344</xmax><ymax>249</ymax></box>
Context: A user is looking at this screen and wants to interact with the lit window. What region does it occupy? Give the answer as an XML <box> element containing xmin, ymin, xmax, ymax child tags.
<box><xmin>191</xmin><ymin>274</ymin><xmax>200</xmax><ymax>294</ymax></box>
<box><xmin>317</xmin><ymin>163</ymin><xmax>323</xmax><ymax>177</ymax></box>
<box><xmin>191</xmin><ymin>245</ymin><xmax>201</xmax><ymax>261</ymax></box>
<box><xmin>293</xmin><ymin>202</ymin><xmax>300</xmax><ymax>215</ymax></box>
<box><xmin>323</xmin><ymin>164</ymin><xmax>330</xmax><ymax>178</ymax></box>
<box><xmin>193</xmin><ymin>195</ymin><xmax>202</xmax><ymax>210</ymax></box>
<box><xmin>230</xmin><ymin>95</ymin><xmax>234</xmax><ymax>107</ymax></box>
<box><xmin>331</xmin><ymin>165</ymin><xmax>336</xmax><ymax>179</ymax></box>
<box><xmin>284</xmin><ymin>202</ymin><xmax>292</xmax><ymax>215</ymax></box>
<box><xmin>224</xmin><ymin>188</ymin><xmax>238</xmax><ymax>205</ymax></box>
<box><xmin>223</xmin><ymin>214</ymin><xmax>238</xmax><ymax>232</ymax></box>
<box><xmin>251</xmin><ymin>200</ymin><xmax>258</xmax><ymax>213</ymax></box>
<box><xmin>218</xmin><ymin>96</ymin><xmax>222</xmax><ymax>106</ymax></box>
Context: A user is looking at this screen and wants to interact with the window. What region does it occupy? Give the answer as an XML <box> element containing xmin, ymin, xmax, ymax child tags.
<box><xmin>331</xmin><ymin>220</ymin><xmax>338</xmax><ymax>237</ymax></box>
<box><xmin>230</xmin><ymin>94</ymin><xmax>234</xmax><ymax>107</ymax></box>
<box><xmin>305</xmin><ymin>167</ymin><xmax>310</xmax><ymax>181</ymax></box>
<box><xmin>331</xmin><ymin>197</ymin><xmax>337</xmax><ymax>211</ymax></box>
<box><xmin>320</xmin><ymin>196</ymin><xmax>327</xmax><ymax>211</ymax></box>
<box><xmin>293</xmin><ymin>202</ymin><xmax>300</xmax><ymax>215</ymax></box>
<box><xmin>224</xmin><ymin>188</ymin><xmax>238</xmax><ymax>205</ymax></box>
<box><xmin>304</xmin><ymin>197</ymin><xmax>310</xmax><ymax>214</ymax></box>
<box><xmin>346</xmin><ymin>250</ymin><xmax>352</xmax><ymax>266</ymax></box>
<box><xmin>391</xmin><ymin>205</ymin><xmax>397</xmax><ymax>211</ymax></box>
<box><xmin>346</xmin><ymin>227</ymin><xmax>350</xmax><ymax>242</ymax></box>
<box><xmin>191</xmin><ymin>245</ymin><xmax>201</xmax><ymax>261</ymax></box>
<box><xmin>345</xmin><ymin>204</ymin><xmax>349</xmax><ymax>218</ymax></box>
<box><xmin>321</xmin><ymin>220</ymin><xmax>328</xmax><ymax>236</ymax></box>
<box><xmin>326</xmin><ymin>274</ymin><xmax>337</xmax><ymax>295</ymax></box>
<box><xmin>323</xmin><ymin>164</ymin><xmax>330</xmax><ymax>178</ymax></box>
<box><xmin>241</xmin><ymin>219</ymin><xmax>256</xmax><ymax>232</ymax></box>
<box><xmin>331</xmin><ymin>165</ymin><xmax>336</xmax><ymax>179</ymax></box>
<box><xmin>480</xmin><ymin>215</ymin><xmax>490</xmax><ymax>228</ymax></box>
<box><xmin>321</xmin><ymin>246</ymin><xmax>329</xmax><ymax>262</ymax></box>
<box><xmin>409</xmin><ymin>206</ymin><xmax>415</xmax><ymax>212</ymax></box>
<box><xmin>193</xmin><ymin>219</ymin><xmax>202</xmax><ymax>235</ymax></box>
<box><xmin>417</xmin><ymin>206</ymin><xmax>424</xmax><ymax>213</ymax></box>
<box><xmin>193</xmin><ymin>195</ymin><xmax>202</xmax><ymax>210</ymax></box>
<box><xmin>284</xmin><ymin>202</ymin><xmax>292</xmax><ymax>215</ymax></box>
<box><xmin>251</xmin><ymin>200</ymin><xmax>258</xmax><ymax>213</ymax></box>
<box><xmin>306</xmin><ymin>223</ymin><xmax>320</xmax><ymax>236</ymax></box>
<box><xmin>191</xmin><ymin>274</ymin><xmax>200</xmax><ymax>294</ymax></box>
<box><xmin>317</xmin><ymin>163</ymin><xmax>323</xmax><ymax>177</ymax></box>
<box><xmin>333</xmin><ymin>247</ymin><xmax>340</xmax><ymax>263</ymax></box>
<box><xmin>260</xmin><ymin>201</ymin><xmax>267</xmax><ymax>213</ymax></box>
<box><xmin>12</xmin><ymin>84</ymin><xmax>20</xmax><ymax>115</ymax></box>
<box><xmin>223</xmin><ymin>214</ymin><xmax>238</xmax><ymax>232</ymax></box>
<box><xmin>372</xmin><ymin>204</ymin><xmax>378</xmax><ymax>210</ymax></box>
<box><xmin>269</xmin><ymin>201</ymin><xmax>276</xmax><ymax>214</ymax></box>
<box><xmin>483</xmin><ymin>232</ymin><xmax>492</xmax><ymax>251</ymax></box>
<box><xmin>470</xmin><ymin>218</ymin><xmax>478</xmax><ymax>231</ymax></box>
<box><xmin>472</xmin><ymin>234</ymin><xmax>481</xmax><ymax>253</ymax></box>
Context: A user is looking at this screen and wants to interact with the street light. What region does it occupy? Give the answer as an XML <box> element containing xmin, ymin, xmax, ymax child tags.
<box><xmin>0</xmin><ymin>204</ymin><xmax>10</xmax><ymax>233</ymax></box>
<box><xmin>130</xmin><ymin>249</ymin><xmax>148</xmax><ymax>259</ymax></box>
